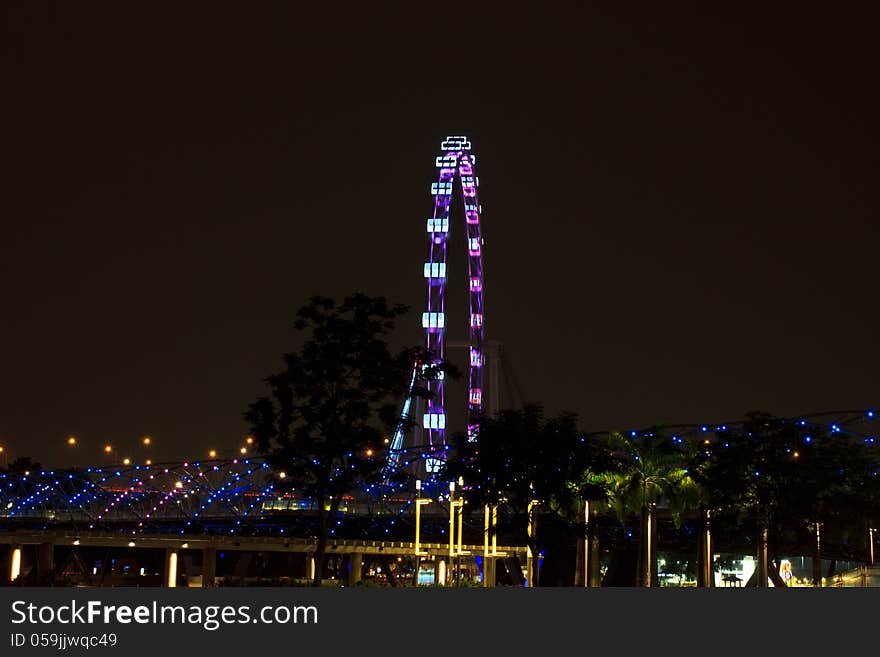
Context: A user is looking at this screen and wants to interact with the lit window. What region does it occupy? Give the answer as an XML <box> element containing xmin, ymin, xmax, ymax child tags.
<box><xmin>470</xmin><ymin>389</ymin><xmax>482</xmax><ymax>405</ymax></box>
<box><xmin>465</xmin><ymin>204</ymin><xmax>479</xmax><ymax>225</ymax></box>
<box><xmin>469</xmin><ymin>277</ymin><xmax>482</xmax><ymax>291</ymax></box>
<box><xmin>470</xmin><ymin>313</ymin><xmax>483</xmax><ymax>327</ymax></box>
<box><xmin>423</xmin><ymin>413</ymin><xmax>447</xmax><ymax>430</ymax></box>
<box><xmin>468</xmin><ymin>238</ymin><xmax>481</xmax><ymax>255</ymax></box>
<box><xmin>423</xmin><ymin>262</ymin><xmax>447</xmax><ymax>279</ymax></box>
<box><xmin>427</xmin><ymin>218</ymin><xmax>449</xmax><ymax>233</ymax></box>
<box><xmin>441</xmin><ymin>136</ymin><xmax>471</xmax><ymax>151</ymax></box>
<box><xmin>422</xmin><ymin>312</ymin><xmax>445</xmax><ymax>330</ymax></box>
<box><xmin>431</xmin><ymin>182</ymin><xmax>453</xmax><ymax>196</ymax></box>
<box><xmin>435</xmin><ymin>155</ymin><xmax>458</xmax><ymax>168</ymax></box>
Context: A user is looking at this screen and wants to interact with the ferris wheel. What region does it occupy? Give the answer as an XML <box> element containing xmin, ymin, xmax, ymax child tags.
<box><xmin>388</xmin><ymin>135</ymin><xmax>486</xmax><ymax>474</ymax></box>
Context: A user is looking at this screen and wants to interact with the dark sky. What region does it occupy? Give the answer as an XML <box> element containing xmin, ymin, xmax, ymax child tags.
<box><xmin>3</xmin><ymin>3</ymin><xmax>878</xmax><ymax>468</ymax></box>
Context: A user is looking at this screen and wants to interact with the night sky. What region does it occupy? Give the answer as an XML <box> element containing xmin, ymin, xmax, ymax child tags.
<box><xmin>3</xmin><ymin>3</ymin><xmax>878</xmax><ymax>468</ymax></box>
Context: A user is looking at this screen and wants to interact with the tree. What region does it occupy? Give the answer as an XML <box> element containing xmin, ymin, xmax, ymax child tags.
<box><xmin>605</xmin><ymin>430</ymin><xmax>695</xmax><ymax>587</ymax></box>
<box><xmin>0</xmin><ymin>456</ymin><xmax>42</xmax><ymax>474</ymax></box>
<box><xmin>553</xmin><ymin>437</ymin><xmax>617</xmax><ymax>586</ymax></box>
<box><xmin>696</xmin><ymin>413</ymin><xmax>808</xmax><ymax>587</ymax></box>
<box><xmin>245</xmin><ymin>293</ymin><xmax>445</xmax><ymax>584</ymax></box>
<box><xmin>446</xmin><ymin>405</ymin><xmax>603</xmax><ymax>585</ymax></box>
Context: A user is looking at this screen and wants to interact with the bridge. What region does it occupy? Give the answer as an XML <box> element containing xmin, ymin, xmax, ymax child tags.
<box><xmin>0</xmin><ymin>454</ymin><xmax>530</xmax><ymax>587</ymax></box>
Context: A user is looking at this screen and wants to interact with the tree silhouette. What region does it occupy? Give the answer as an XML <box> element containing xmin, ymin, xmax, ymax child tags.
<box><xmin>245</xmin><ymin>293</ymin><xmax>448</xmax><ymax>584</ymax></box>
<box><xmin>446</xmin><ymin>404</ymin><xmax>605</xmax><ymax>585</ymax></box>
<box><xmin>1</xmin><ymin>456</ymin><xmax>42</xmax><ymax>474</ymax></box>
<box><xmin>605</xmin><ymin>430</ymin><xmax>695</xmax><ymax>587</ymax></box>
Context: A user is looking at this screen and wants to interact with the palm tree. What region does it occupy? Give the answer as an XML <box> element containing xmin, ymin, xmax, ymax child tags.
<box><xmin>606</xmin><ymin>430</ymin><xmax>693</xmax><ymax>587</ymax></box>
<box><xmin>552</xmin><ymin>442</ymin><xmax>618</xmax><ymax>586</ymax></box>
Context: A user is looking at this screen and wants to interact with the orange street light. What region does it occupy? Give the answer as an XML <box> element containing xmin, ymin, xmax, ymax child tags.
<box><xmin>67</xmin><ymin>436</ymin><xmax>77</xmax><ymax>446</ymax></box>
<box><xmin>208</xmin><ymin>449</ymin><xmax>217</xmax><ymax>458</ymax></box>
<box><xmin>145</xmin><ymin>459</ymin><xmax>152</xmax><ymax>466</ymax></box>
<box><xmin>122</xmin><ymin>458</ymin><xmax>131</xmax><ymax>466</ymax></box>
<box><xmin>245</xmin><ymin>436</ymin><xmax>254</xmax><ymax>445</ymax></box>
<box><xmin>142</xmin><ymin>436</ymin><xmax>152</xmax><ymax>446</ymax></box>
<box><xmin>103</xmin><ymin>445</ymin><xmax>113</xmax><ymax>454</ymax></box>
<box><xmin>239</xmin><ymin>447</ymin><xmax>247</xmax><ymax>455</ymax></box>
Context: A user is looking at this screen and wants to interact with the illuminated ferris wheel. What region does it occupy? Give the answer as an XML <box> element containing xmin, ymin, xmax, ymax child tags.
<box><xmin>389</xmin><ymin>135</ymin><xmax>486</xmax><ymax>474</ymax></box>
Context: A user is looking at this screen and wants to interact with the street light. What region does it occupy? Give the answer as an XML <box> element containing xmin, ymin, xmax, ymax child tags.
<box><xmin>527</xmin><ymin>499</ymin><xmax>539</xmax><ymax>587</ymax></box>
<box><xmin>447</xmin><ymin>479</ymin><xmax>468</xmax><ymax>586</ymax></box>
<box><xmin>482</xmin><ymin>502</ymin><xmax>506</xmax><ymax>587</ymax></box>
<box><xmin>414</xmin><ymin>479</ymin><xmax>431</xmax><ymax>559</ymax></box>
<box><xmin>142</xmin><ymin>436</ymin><xmax>152</xmax><ymax>446</ymax></box>
<box><xmin>67</xmin><ymin>436</ymin><xmax>77</xmax><ymax>446</ymax></box>
<box><xmin>448</xmin><ymin>481</ymin><xmax>456</xmax><ymax>585</ymax></box>
<box><xmin>208</xmin><ymin>449</ymin><xmax>217</xmax><ymax>459</ymax></box>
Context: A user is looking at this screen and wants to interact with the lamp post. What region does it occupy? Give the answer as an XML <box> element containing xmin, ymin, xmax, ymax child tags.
<box><xmin>447</xmin><ymin>477</ymin><xmax>469</xmax><ymax>586</ymax></box>
<box><xmin>870</xmin><ymin>527</ymin><xmax>875</xmax><ymax>566</ymax></box>
<box><xmin>414</xmin><ymin>479</ymin><xmax>431</xmax><ymax>586</ymax></box>
<box><xmin>448</xmin><ymin>480</ymin><xmax>456</xmax><ymax>586</ymax></box>
<box><xmin>483</xmin><ymin>502</ymin><xmax>506</xmax><ymax>587</ymax></box>
<box><xmin>527</xmin><ymin>499</ymin><xmax>539</xmax><ymax>587</ymax></box>
<box><xmin>456</xmin><ymin>477</ymin><xmax>465</xmax><ymax>560</ymax></box>
<box><xmin>584</xmin><ymin>500</ymin><xmax>590</xmax><ymax>588</ymax></box>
